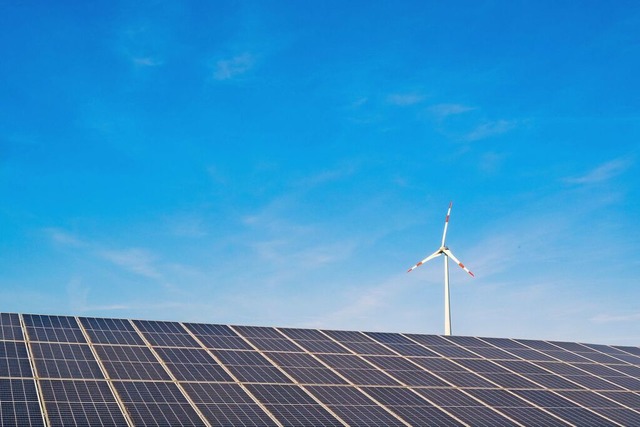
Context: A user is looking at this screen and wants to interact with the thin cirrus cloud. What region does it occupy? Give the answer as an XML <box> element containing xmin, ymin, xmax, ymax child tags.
<box><xmin>429</xmin><ymin>103</ymin><xmax>475</xmax><ymax>118</ymax></box>
<box><xmin>213</xmin><ymin>53</ymin><xmax>256</xmax><ymax>80</ymax></box>
<box><xmin>463</xmin><ymin>119</ymin><xmax>516</xmax><ymax>141</ymax></box>
<box><xmin>564</xmin><ymin>157</ymin><xmax>634</xmax><ymax>185</ymax></box>
<box><xmin>97</xmin><ymin>248</ymin><xmax>162</xmax><ymax>280</ymax></box>
<box><xmin>591</xmin><ymin>312</ymin><xmax>640</xmax><ymax>324</ymax></box>
<box><xmin>387</xmin><ymin>92</ymin><xmax>425</xmax><ymax>106</ymax></box>
<box><xmin>45</xmin><ymin>228</ymin><xmax>163</xmax><ymax>280</ymax></box>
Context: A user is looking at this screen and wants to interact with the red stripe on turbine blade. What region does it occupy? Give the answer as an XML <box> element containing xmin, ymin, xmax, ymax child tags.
<box><xmin>445</xmin><ymin>215</ymin><xmax>450</xmax><ymax>222</ymax></box>
<box><xmin>417</xmin><ymin>262</ymin><xmax>423</xmax><ymax>266</ymax></box>
<box><xmin>459</xmin><ymin>263</ymin><xmax>464</xmax><ymax>268</ymax></box>
<box><xmin>468</xmin><ymin>271</ymin><xmax>475</xmax><ymax>277</ymax></box>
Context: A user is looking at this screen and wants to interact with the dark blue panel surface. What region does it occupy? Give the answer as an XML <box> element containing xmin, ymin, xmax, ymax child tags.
<box><xmin>114</xmin><ymin>381</ymin><xmax>205</xmax><ymax>426</ymax></box>
<box><xmin>40</xmin><ymin>380</ymin><xmax>127</xmax><ymax>427</ymax></box>
<box><xmin>0</xmin><ymin>379</ymin><xmax>44</xmax><ymax>427</ymax></box>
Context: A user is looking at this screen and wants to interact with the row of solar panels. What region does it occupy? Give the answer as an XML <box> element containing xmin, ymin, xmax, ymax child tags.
<box><xmin>0</xmin><ymin>312</ymin><xmax>639</xmax><ymax>426</ymax></box>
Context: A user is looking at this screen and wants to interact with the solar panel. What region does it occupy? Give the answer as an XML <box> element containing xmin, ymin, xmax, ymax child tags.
<box><xmin>0</xmin><ymin>312</ymin><xmax>638</xmax><ymax>426</ymax></box>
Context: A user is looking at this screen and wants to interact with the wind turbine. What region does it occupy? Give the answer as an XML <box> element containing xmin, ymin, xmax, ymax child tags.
<box><xmin>407</xmin><ymin>202</ymin><xmax>474</xmax><ymax>336</ymax></box>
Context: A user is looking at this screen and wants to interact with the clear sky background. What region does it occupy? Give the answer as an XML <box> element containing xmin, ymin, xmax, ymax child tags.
<box><xmin>1</xmin><ymin>1</ymin><xmax>639</xmax><ymax>345</ymax></box>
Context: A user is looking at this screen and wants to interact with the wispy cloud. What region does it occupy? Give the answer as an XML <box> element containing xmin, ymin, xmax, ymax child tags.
<box><xmin>591</xmin><ymin>312</ymin><xmax>640</xmax><ymax>324</ymax></box>
<box><xmin>387</xmin><ymin>92</ymin><xmax>425</xmax><ymax>106</ymax></box>
<box><xmin>132</xmin><ymin>56</ymin><xmax>163</xmax><ymax>67</ymax></box>
<box><xmin>464</xmin><ymin>120</ymin><xmax>516</xmax><ymax>141</ymax></box>
<box><xmin>429</xmin><ymin>103</ymin><xmax>475</xmax><ymax>118</ymax></box>
<box><xmin>213</xmin><ymin>53</ymin><xmax>255</xmax><ymax>80</ymax></box>
<box><xmin>98</xmin><ymin>248</ymin><xmax>162</xmax><ymax>279</ymax></box>
<box><xmin>45</xmin><ymin>228</ymin><xmax>85</xmax><ymax>247</ymax></box>
<box><xmin>564</xmin><ymin>157</ymin><xmax>634</xmax><ymax>185</ymax></box>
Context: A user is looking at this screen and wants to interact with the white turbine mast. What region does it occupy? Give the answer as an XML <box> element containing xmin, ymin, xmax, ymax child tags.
<box><xmin>407</xmin><ymin>202</ymin><xmax>474</xmax><ymax>336</ymax></box>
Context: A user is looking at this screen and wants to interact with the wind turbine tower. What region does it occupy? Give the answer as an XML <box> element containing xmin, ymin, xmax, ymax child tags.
<box><xmin>407</xmin><ymin>202</ymin><xmax>474</xmax><ymax>335</ymax></box>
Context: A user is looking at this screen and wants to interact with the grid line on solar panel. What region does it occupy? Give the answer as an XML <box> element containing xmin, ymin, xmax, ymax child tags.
<box><xmin>0</xmin><ymin>341</ymin><xmax>33</xmax><ymax>378</ymax></box>
<box><xmin>434</xmin><ymin>370</ymin><xmax>499</xmax><ymax>388</ymax></box>
<box><xmin>365</xmin><ymin>332</ymin><xmax>415</xmax><ymax>345</ymax></box>
<box><xmin>403</xmin><ymin>333</ymin><xmax>454</xmax><ymax>346</ymax></box>
<box><xmin>510</xmin><ymin>389</ymin><xmax>623</xmax><ymax>425</ymax></box>
<box><xmin>25</xmin><ymin>327</ymin><xmax>87</xmax><ymax>344</ymax></box>
<box><xmin>39</xmin><ymin>379</ymin><xmax>129</xmax><ymax>427</ymax></box>
<box><xmin>336</xmin><ymin>341</ymin><xmax>396</xmax><ymax>356</ymax></box>
<box><xmin>419</xmin><ymin>344</ymin><xmax>481</xmax><ymax>358</ymax></box>
<box><xmin>180</xmin><ymin>376</ymin><xmax>282</xmax><ymax>425</ymax></box>
<box><xmin>22</xmin><ymin>315</ymin><xmax>79</xmax><ymax>329</ymax></box>
<box><xmin>478</xmin><ymin>337</ymin><xmax>530</xmax><ymax>349</ymax></box>
<box><xmin>244</xmin><ymin>384</ymin><xmax>346</xmax><ymax>427</ymax></box>
<box><xmin>227</xmin><ymin>365</ymin><xmax>295</xmax><ymax>384</ymax></box>
<box><xmin>587</xmin><ymin>407</ymin><xmax>640</xmax><ymax>426</ymax></box>
<box><xmin>114</xmin><ymin>381</ymin><xmax>208</xmax><ymax>426</ymax></box>
<box><xmin>599</xmin><ymin>391</ymin><xmax>640</xmax><ymax>408</ymax></box>
<box><xmin>360</xmin><ymin>387</ymin><xmax>466</xmax><ymax>426</ymax></box>
<box><xmin>612</xmin><ymin>345</ymin><xmax>640</xmax><ymax>357</ymax></box>
<box><xmin>443</xmin><ymin>336</ymin><xmax>498</xmax><ymax>348</ymax></box>
<box><xmin>79</xmin><ymin>317</ymin><xmax>137</xmax><ymax>332</ymax></box>
<box><xmin>443</xmin><ymin>406</ymin><xmax>522</xmax><ymax>426</ymax></box>
<box><xmin>288</xmin><ymin>339</ymin><xmax>352</xmax><ymax>354</ymax></box>
<box><xmin>184</xmin><ymin>322</ymin><xmax>238</xmax><ymax>337</ymax></box>
<box><xmin>154</xmin><ymin>347</ymin><xmax>233</xmax><ymax>382</ymax></box>
<box><xmin>242</xmin><ymin>337</ymin><xmax>304</xmax><ymax>353</ymax></box>
<box><xmin>0</xmin><ymin>379</ymin><xmax>45</xmax><ymax>427</ymax></box>
<box><xmin>384</xmin><ymin>343</ymin><xmax>441</xmax><ymax>357</ymax></box>
<box><xmin>30</xmin><ymin>343</ymin><xmax>105</xmax><ymax>380</ymax></box>
<box><xmin>232</xmin><ymin>325</ymin><xmax>284</xmax><ymax>339</ymax></box>
<box><xmin>0</xmin><ymin>313</ymin><xmax>24</xmax><ymax>341</ymax></box>
<box><xmin>570</xmin><ymin>351</ymin><xmax>632</xmax><ymax>365</ymax></box>
<box><xmin>79</xmin><ymin>314</ymin><xmax>144</xmax><ymax>355</ymax></box>
<box><xmin>466</xmin><ymin>346</ymin><xmax>522</xmax><ymax>360</ymax></box>
<box><xmin>277</xmin><ymin>328</ymin><xmax>329</xmax><ymax>341</ymax></box>
<box><xmin>321</xmin><ymin>330</ymin><xmax>375</xmax><ymax>343</ymax></box>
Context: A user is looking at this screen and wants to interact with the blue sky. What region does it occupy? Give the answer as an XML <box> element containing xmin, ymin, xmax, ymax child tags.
<box><xmin>1</xmin><ymin>1</ymin><xmax>639</xmax><ymax>345</ymax></box>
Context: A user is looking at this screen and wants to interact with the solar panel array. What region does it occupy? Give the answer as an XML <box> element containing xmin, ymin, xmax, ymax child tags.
<box><xmin>1</xmin><ymin>312</ymin><xmax>639</xmax><ymax>426</ymax></box>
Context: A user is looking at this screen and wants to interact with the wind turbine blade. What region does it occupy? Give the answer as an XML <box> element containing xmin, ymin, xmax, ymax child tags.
<box><xmin>441</xmin><ymin>202</ymin><xmax>453</xmax><ymax>246</ymax></box>
<box><xmin>407</xmin><ymin>250</ymin><xmax>442</xmax><ymax>272</ymax></box>
<box><xmin>443</xmin><ymin>248</ymin><xmax>475</xmax><ymax>277</ymax></box>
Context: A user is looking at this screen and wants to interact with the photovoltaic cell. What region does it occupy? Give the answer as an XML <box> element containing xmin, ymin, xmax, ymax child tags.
<box><xmin>280</xmin><ymin>367</ymin><xmax>349</xmax><ymax>385</ymax></box>
<box><xmin>181</xmin><ymin>383</ymin><xmax>277</xmax><ymax>426</ymax></box>
<box><xmin>79</xmin><ymin>317</ymin><xmax>146</xmax><ymax>346</ymax></box>
<box><xmin>365</xmin><ymin>332</ymin><xmax>415</xmax><ymax>345</ymax></box>
<box><xmin>40</xmin><ymin>379</ymin><xmax>127</xmax><ymax>427</ymax></box>
<box><xmin>195</xmin><ymin>335</ymin><xmax>253</xmax><ymax>350</ymax></box>
<box><xmin>296</xmin><ymin>340</ymin><xmax>352</xmax><ymax>355</ymax></box>
<box><xmin>244</xmin><ymin>384</ymin><xmax>343</xmax><ymax>427</ymax></box>
<box><xmin>31</xmin><ymin>343</ymin><xmax>104</xmax><ymax>380</ymax></box>
<box><xmin>363</xmin><ymin>387</ymin><xmax>463</xmax><ymax>426</ymax></box>
<box><xmin>0</xmin><ymin>341</ymin><xmax>33</xmax><ymax>377</ymax></box>
<box><xmin>184</xmin><ymin>323</ymin><xmax>238</xmax><ymax>336</ymax></box>
<box><xmin>233</xmin><ymin>326</ymin><xmax>283</xmax><ymax>339</ymax></box>
<box><xmin>242</xmin><ymin>337</ymin><xmax>303</xmax><ymax>353</ymax></box>
<box><xmin>0</xmin><ymin>379</ymin><xmax>44</xmax><ymax>427</ymax></box>
<box><xmin>94</xmin><ymin>345</ymin><xmax>171</xmax><ymax>380</ymax></box>
<box><xmin>384</xmin><ymin>343</ymin><xmax>441</xmax><ymax>357</ymax></box>
<box><xmin>278</xmin><ymin>328</ymin><xmax>329</xmax><ymax>341</ymax></box>
<box><xmin>0</xmin><ymin>314</ymin><xmax>24</xmax><ymax>341</ymax></box>
<box><xmin>267</xmin><ymin>352</ymin><xmax>325</xmax><ymax>368</ymax></box>
<box><xmin>479</xmin><ymin>337</ymin><xmax>529</xmax><ymax>349</ymax></box>
<box><xmin>114</xmin><ymin>381</ymin><xmax>205</xmax><ymax>426</ymax></box>
<box><xmin>337</xmin><ymin>341</ymin><xmax>396</xmax><ymax>356</ymax></box>
<box><xmin>404</xmin><ymin>334</ymin><xmax>455</xmax><ymax>346</ymax></box>
<box><xmin>154</xmin><ymin>347</ymin><xmax>233</xmax><ymax>382</ymax></box>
